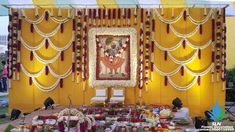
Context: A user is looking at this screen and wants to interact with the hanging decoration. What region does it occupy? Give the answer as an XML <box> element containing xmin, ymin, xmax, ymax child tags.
<box><xmin>118</xmin><ymin>8</ymin><xmax>121</xmax><ymax>27</ymax></box>
<box><xmin>122</xmin><ymin>8</ymin><xmax>126</xmax><ymax>26</ymax></box>
<box><xmin>19</xmin><ymin>8</ymin><xmax>74</xmax><ymax>91</ymax></box>
<box><xmin>7</xmin><ymin>8</ymin><xmax>13</xmax><ymax>79</ymax></box>
<box><xmin>82</xmin><ymin>9</ymin><xmax>88</xmax><ymax>84</ymax></box>
<box><xmin>221</xmin><ymin>8</ymin><xmax>227</xmax><ymax>90</ymax></box>
<box><xmin>112</xmin><ymin>9</ymin><xmax>116</xmax><ymax>26</ymax></box>
<box><xmin>21</xmin><ymin>64</ymin><xmax>72</xmax><ymax>92</ymax></box>
<box><xmin>211</xmin><ymin>13</ymin><xmax>215</xmax><ymax>82</ymax></box>
<box><xmin>98</xmin><ymin>8</ymin><xmax>101</xmax><ymax>27</ymax></box>
<box><xmin>127</xmin><ymin>8</ymin><xmax>131</xmax><ymax>26</ymax></box>
<box><xmin>134</xmin><ymin>8</ymin><xmax>137</xmax><ymax>25</ymax></box>
<box><xmin>76</xmin><ymin>9</ymin><xmax>82</xmax><ymax>83</ymax></box>
<box><xmin>144</xmin><ymin>9</ymin><xmax>151</xmax><ymax>91</ymax></box>
<box><xmin>216</xmin><ymin>8</ymin><xmax>221</xmax><ymax>82</ymax></box>
<box><xmin>139</xmin><ymin>8</ymin><xmax>144</xmax><ymax>96</ymax></box>
<box><xmin>12</xmin><ymin>9</ymin><xmax>20</xmax><ymax>80</ymax></box>
<box><xmin>150</xmin><ymin>10</ymin><xmax>155</xmax><ymax>81</ymax></box>
<box><xmin>108</xmin><ymin>9</ymin><xmax>111</xmax><ymax>27</ymax></box>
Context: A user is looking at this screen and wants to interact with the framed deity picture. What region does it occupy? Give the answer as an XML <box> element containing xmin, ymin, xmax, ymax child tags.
<box><xmin>89</xmin><ymin>28</ymin><xmax>137</xmax><ymax>87</ymax></box>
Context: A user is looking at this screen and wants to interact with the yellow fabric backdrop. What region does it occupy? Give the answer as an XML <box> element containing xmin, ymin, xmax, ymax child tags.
<box><xmin>9</xmin><ymin>8</ymin><xmax>225</xmax><ymax>117</ymax></box>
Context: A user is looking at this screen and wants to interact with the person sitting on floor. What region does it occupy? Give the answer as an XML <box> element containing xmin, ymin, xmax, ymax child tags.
<box><xmin>172</xmin><ymin>97</ymin><xmax>190</xmax><ymax>121</ymax></box>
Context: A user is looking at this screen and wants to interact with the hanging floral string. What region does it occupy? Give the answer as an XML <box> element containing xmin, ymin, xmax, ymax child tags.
<box><xmin>88</xmin><ymin>9</ymin><xmax>92</xmax><ymax>26</ymax></box>
<box><xmin>12</xmin><ymin>9</ymin><xmax>19</xmax><ymax>80</ymax></box>
<box><xmin>7</xmin><ymin>8</ymin><xmax>13</xmax><ymax>79</ymax></box>
<box><xmin>17</xmin><ymin>9</ymin><xmax>22</xmax><ymax>80</ymax></box>
<box><xmin>102</xmin><ymin>8</ymin><xmax>106</xmax><ymax>26</ymax></box>
<box><xmin>134</xmin><ymin>8</ymin><xmax>137</xmax><ymax>25</ymax></box>
<box><xmin>127</xmin><ymin>8</ymin><xmax>131</xmax><ymax>26</ymax></box>
<box><xmin>215</xmin><ymin>8</ymin><xmax>221</xmax><ymax>82</ymax></box>
<box><xmin>211</xmin><ymin>11</ymin><xmax>215</xmax><ymax>82</ymax></box>
<box><xmin>82</xmin><ymin>9</ymin><xmax>88</xmax><ymax>89</ymax></box>
<box><xmin>150</xmin><ymin>9</ymin><xmax>155</xmax><ymax>81</ymax></box>
<box><xmin>118</xmin><ymin>8</ymin><xmax>121</xmax><ymax>27</ymax></box>
<box><xmin>112</xmin><ymin>9</ymin><xmax>116</xmax><ymax>26</ymax></box>
<box><xmin>139</xmin><ymin>8</ymin><xmax>144</xmax><ymax>97</ymax></box>
<box><xmin>145</xmin><ymin>9</ymin><xmax>151</xmax><ymax>91</ymax></box>
<box><xmin>221</xmin><ymin>8</ymin><xmax>226</xmax><ymax>90</ymax></box>
<box><xmin>76</xmin><ymin>9</ymin><xmax>82</xmax><ymax>83</ymax></box>
<box><xmin>93</xmin><ymin>8</ymin><xmax>96</xmax><ymax>26</ymax></box>
<box><xmin>98</xmin><ymin>8</ymin><xmax>101</xmax><ymax>27</ymax></box>
<box><xmin>122</xmin><ymin>8</ymin><xmax>126</xmax><ymax>26</ymax></box>
<box><xmin>108</xmin><ymin>9</ymin><xmax>111</xmax><ymax>27</ymax></box>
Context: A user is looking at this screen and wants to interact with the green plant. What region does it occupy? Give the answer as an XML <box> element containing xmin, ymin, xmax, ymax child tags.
<box><xmin>226</xmin><ymin>68</ymin><xmax>235</xmax><ymax>89</ymax></box>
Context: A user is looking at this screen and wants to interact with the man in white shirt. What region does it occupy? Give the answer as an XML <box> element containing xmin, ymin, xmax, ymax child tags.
<box><xmin>172</xmin><ymin>97</ymin><xmax>190</xmax><ymax>121</ymax></box>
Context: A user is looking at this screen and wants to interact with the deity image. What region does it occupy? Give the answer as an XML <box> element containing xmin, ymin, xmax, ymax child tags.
<box><xmin>96</xmin><ymin>35</ymin><xmax>130</xmax><ymax>80</ymax></box>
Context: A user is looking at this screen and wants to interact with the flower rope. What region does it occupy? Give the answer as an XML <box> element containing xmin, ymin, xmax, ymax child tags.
<box><xmin>33</xmin><ymin>50</ymin><xmax>61</xmax><ymax>64</ymax></box>
<box><xmin>139</xmin><ymin>8</ymin><xmax>144</xmax><ymax>97</ymax></box>
<box><xmin>20</xmin><ymin>33</ymin><xmax>74</xmax><ymax>51</ymax></box>
<box><xmin>154</xmin><ymin>39</ymin><xmax>212</xmax><ymax>52</ymax></box>
<box><xmin>153</xmin><ymin>63</ymin><xmax>213</xmax><ymax>77</ymax></box>
<box><xmin>76</xmin><ymin>9</ymin><xmax>82</xmax><ymax>83</ymax></box>
<box><xmin>167</xmin><ymin>49</ymin><xmax>198</xmax><ymax>65</ymax></box>
<box><xmin>167</xmin><ymin>76</ymin><xmax>198</xmax><ymax>91</ymax></box>
<box><xmin>170</xmin><ymin>24</ymin><xmax>200</xmax><ymax>38</ymax></box>
<box><xmin>154</xmin><ymin>8</ymin><xmax>212</xmax><ymax>25</ymax></box>
<box><xmin>22</xmin><ymin>9</ymin><xmax>71</xmax><ymax>24</ymax></box>
<box><xmin>215</xmin><ymin>8</ymin><xmax>222</xmax><ymax>81</ymax></box>
<box><xmin>21</xmin><ymin>64</ymin><xmax>72</xmax><ymax>92</ymax></box>
<box><xmin>144</xmin><ymin>9</ymin><xmax>151</xmax><ymax>91</ymax></box>
<box><xmin>33</xmin><ymin>23</ymin><xmax>61</xmax><ymax>37</ymax></box>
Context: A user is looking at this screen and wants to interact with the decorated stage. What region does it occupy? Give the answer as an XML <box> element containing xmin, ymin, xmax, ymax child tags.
<box><xmin>1</xmin><ymin>105</ymin><xmax>196</xmax><ymax>132</ymax></box>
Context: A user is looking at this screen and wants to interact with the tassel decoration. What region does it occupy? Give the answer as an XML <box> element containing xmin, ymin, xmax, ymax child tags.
<box><xmin>167</xmin><ymin>24</ymin><xmax>170</xmax><ymax>33</ymax></box>
<box><xmin>30</xmin><ymin>51</ymin><xmax>33</xmax><ymax>61</ymax></box>
<box><xmin>183</xmin><ymin>10</ymin><xmax>187</xmax><ymax>21</ymax></box>
<box><xmin>50</xmin><ymin>8</ymin><xmax>54</xmax><ymax>17</ymax></box>
<box><xmin>61</xmin><ymin>51</ymin><xmax>64</xmax><ymax>61</ymax></box>
<box><xmin>29</xmin><ymin>77</ymin><xmax>32</xmax><ymax>85</ymax></box>
<box><xmin>182</xmin><ymin>40</ymin><xmax>186</xmax><ymax>49</ymax></box>
<box><xmin>45</xmin><ymin>39</ymin><xmax>49</xmax><ymax>49</ymax></box>
<box><xmin>60</xmin><ymin>23</ymin><xmax>64</xmax><ymax>33</ymax></box>
<box><xmin>165</xmin><ymin>76</ymin><xmax>168</xmax><ymax>86</ymax></box>
<box><xmin>45</xmin><ymin>11</ymin><xmax>49</xmax><ymax>21</ymax></box>
<box><xmin>58</xmin><ymin>8</ymin><xmax>62</xmax><ymax>17</ymax></box>
<box><xmin>198</xmin><ymin>49</ymin><xmax>201</xmax><ymax>59</ymax></box>
<box><xmin>152</xmin><ymin>19</ymin><xmax>155</xmax><ymax>31</ymax></box>
<box><xmin>18</xmin><ymin>19</ymin><xmax>21</xmax><ymax>30</ymax></box>
<box><xmin>72</xmin><ymin>41</ymin><xmax>76</xmax><ymax>52</ymax></box>
<box><xmin>164</xmin><ymin>51</ymin><xmax>167</xmax><ymax>61</ymax></box>
<box><xmin>198</xmin><ymin>76</ymin><xmax>201</xmax><ymax>86</ymax></box>
<box><xmin>212</xmin><ymin>51</ymin><xmax>215</xmax><ymax>62</ymax></box>
<box><xmin>45</xmin><ymin>65</ymin><xmax>49</xmax><ymax>75</ymax></box>
<box><xmin>181</xmin><ymin>66</ymin><xmax>184</xmax><ymax>76</ymax></box>
<box><xmin>113</xmin><ymin>9</ymin><xmax>116</xmax><ymax>26</ymax></box>
<box><xmin>108</xmin><ymin>9</ymin><xmax>111</xmax><ymax>19</ymax></box>
<box><xmin>35</xmin><ymin>7</ymin><xmax>39</xmax><ymax>18</ymax></box>
<box><xmin>200</xmin><ymin>24</ymin><xmax>202</xmax><ymax>34</ymax></box>
<box><xmin>60</xmin><ymin>79</ymin><xmax>63</xmax><ymax>88</ymax></box>
<box><xmin>72</xmin><ymin>63</ymin><xmax>75</xmax><ymax>72</ymax></box>
<box><xmin>30</xmin><ymin>24</ymin><xmax>34</xmax><ymax>33</ymax></box>
<box><xmin>73</xmin><ymin>19</ymin><xmax>76</xmax><ymax>31</ymax></box>
<box><xmin>212</xmin><ymin>17</ymin><xmax>215</xmax><ymax>41</ymax></box>
<box><xmin>17</xmin><ymin>63</ymin><xmax>20</xmax><ymax>72</ymax></box>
